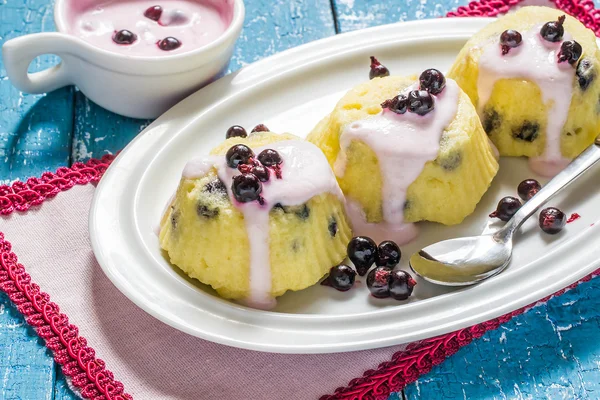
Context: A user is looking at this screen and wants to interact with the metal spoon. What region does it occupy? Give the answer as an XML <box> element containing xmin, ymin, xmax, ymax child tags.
<box><xmin>409</xmin><ymin>138</ymin><xmax>600</xmax><ymax>286</ymax></box>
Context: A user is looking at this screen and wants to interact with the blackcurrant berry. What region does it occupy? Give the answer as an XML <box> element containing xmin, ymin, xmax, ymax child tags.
<box><xmin>113</xmin><ymin>30</ymin><xmax>137</xmax><ymax>45</ymax></box>
<box><xmin>500</xmin><ymin>29</ymin><xmax>522</xmax><ymax>55</ymax></box>
<box><xmin>251</xmin><ymin>124</ymin><xmax>269</xmax><ymax>133</ymax></box>
<box><xmin>577</xmin><ymin>59</ymin><xmax>596</xmax><ymax>91</ymax></box>
<box><xmin>144</xmin><ymin>5</ymin><xmax>163</xmax><ymax>21</ymax></box>
<box><xmin>558</xmin><ymin>40</ymin><xmax>583</xmax><ymax>65</ymax></box>
<box><xmin>539</xmin><ymin>207</ymin><xmax>566</xmax><ymax>234</ymax></box>
<box><xmin>407</xmin><ymin>90</ymin><xmax>435</xmax><ymax>116</ymax></box>
<box><xmin>540</xmin><ymin>15</ymin><xmax>566</xmax><ymax>43</ymax></box>
<box><xmin>347</xmin><ymin>236</ymin><xmax>377</xmax><ymax>276</ymax></box>
<box><xmin>419</xmin><ymin>69</ymin><xmax>446</xmax><ymax>95</ymax></box>
<box><xmin>251</xmin><ymin>165</ymin><xmax>270</xmax><ymax>182</ymax></box>
<box><xmin>257</xmin><ymin>149</ymin><xmax>282</xmax><ymax>167</ymax></box>
<box><xmin>226</xmin><ymin>144</ymin><xmax>254</xmax><ymax>168</ymax></box>
<box><xmin>231</xmin><ymin>174</ymin><xmax>262</xmax><ymax>203</ymax></box>
<box><xmin>517</xmin><ymin>179</ymin><xmax>541</xmax><ymax>201</ymax></box>
<box><xmin>366</xmin><ymin>267</ymin><xmax>392</xmax><ymax>298</ymax></box>
<box><xmin>158</xmin><ymin>36</ymin><xmax>182</xmax><ymax>51</ymax></box>
<box><xmin>375</xmin><ymin>240</ymin><xmax>401</xmax><ymax>268</ymax></box>
<box><xmin>489</xmin><ymin>196</ymin><xmax>522</xmax><ymax>222</ymax></box>
<box><xmin>381</xmin><ymin>94</ymin><xmax>408</xmax><ymax>115</ymax></box>
<box><xmin>226</xmin><ymin>125</ymin><xmax>247</xmax><ymax>139</ymax></box>
<box><xmin>326</xmin><ymin>264</ymin><xmax>356</xmax><ymax>291</ymax></box>
<box><xmin>369</xmin><ymin>56</ymin><xmax>390</xmax><ymax>80</ymax></box>
<box><xmin>389</xmin><ymin>270</ymin><xmax>417</xmax><ymax>301</ymax></box>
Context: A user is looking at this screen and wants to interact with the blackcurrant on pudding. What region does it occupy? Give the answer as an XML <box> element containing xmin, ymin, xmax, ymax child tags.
<box><xmin>449</xmin><ymin>6</ymin><xmax>600</xmax><ymax>177</ymax></box>
<box><xmin>69</xmin><ymin>0</ymin><xmax>232</xmax><ymax>55</ymax></box>
<box><xmin>159</xmin><ymin>132</ymin><xmax>351</xmax><ymax>309</ymax></box>
<box><xmin>307</xmin><ymin>69</ymin><xmax>499</xmax><ymax>245</ymax></box>
<box><xmin>225</xmin><ymin>125</ymin><xmax>248</xmax><ymax>139</ymax></box>
<box><xmin>251</xmin><ymin>124</ymin><xmax>270</xmax><ymax>133</ymax></box>
<box><xmin>499</xmin><ymin>29</ymin><xmax>522</xmax><ymax>55</ymax></box>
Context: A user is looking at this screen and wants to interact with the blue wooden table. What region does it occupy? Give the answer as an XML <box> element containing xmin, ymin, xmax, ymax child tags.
<box><xmin>2</xmin><ymin>0</ymin><xmax>600</xmax><ymax>398</ymax></box>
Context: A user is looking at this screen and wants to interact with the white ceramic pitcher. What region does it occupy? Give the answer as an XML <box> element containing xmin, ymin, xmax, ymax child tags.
<box><xmin>2</xmin><ymin>0</ymin><xmax>245</xmax><ymax>119</ymax></box>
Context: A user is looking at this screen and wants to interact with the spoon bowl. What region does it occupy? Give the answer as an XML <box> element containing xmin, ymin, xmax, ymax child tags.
<box><xmin>410</xmin><ymin>234</ymin><xmax>512</xmax><ymax>285</ymax></box>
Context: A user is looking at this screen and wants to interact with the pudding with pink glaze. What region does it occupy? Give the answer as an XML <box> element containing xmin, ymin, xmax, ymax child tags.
<box><xmin>307</xmin><ymin>69</ymin><xmax>499</xmax><ymax>245</ymax></box>
<box><xmin>158</xmin><ymin>132</ymin><xmax>352</xmax><ymax>309</ymax></box>
<box><xmin>448</xmin><ymin>6</ymin><xmax>600</xmax><ymax>177</ymax></box>
<box><xmin>476</xmin><ymin>22</ymin><xmax>574</xmax><ymax>176</ymax></box>
<box><xmin>68</xmin><ymin>0</ymin><xmax>232</xmax><ymax>55</ymax></box>
<box><xmin>335</xmin><ymin>80</ymin><xmax>460</xmax><ymax>244</ymax></box>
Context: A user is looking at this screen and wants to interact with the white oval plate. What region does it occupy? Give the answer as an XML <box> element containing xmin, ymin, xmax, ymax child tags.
<box><xmin>90</xmin><ymin>18</ymin><xmax>600</xmax><ymax>354</ymax></box>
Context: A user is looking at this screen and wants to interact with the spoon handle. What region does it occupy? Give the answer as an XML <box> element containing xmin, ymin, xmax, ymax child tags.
<box><xmin>496</xmin><ymin>138</ymin><xmax>600</xmax><ymax>240</ymax></box>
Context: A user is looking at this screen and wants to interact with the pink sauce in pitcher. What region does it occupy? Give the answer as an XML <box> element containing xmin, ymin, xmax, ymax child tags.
<box><xmin>68</xmin><ymin>0</ymin><xmax>232</xmax><ymax>55</ymax></box>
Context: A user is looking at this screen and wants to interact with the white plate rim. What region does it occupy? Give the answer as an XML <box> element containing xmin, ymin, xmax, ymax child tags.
<box><xmin>90</xmin><ymin>17</ymin><xmax>600</xmax><ymax>354</ymax></box>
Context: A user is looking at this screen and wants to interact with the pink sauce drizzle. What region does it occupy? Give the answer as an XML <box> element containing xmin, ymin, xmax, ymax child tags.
<box><xmin>334</xmin><ymin>80</ymin><xmax>460</xmax><ymax>245</ymax></box>
<box><xmin>477</xmin><ymin>26</ymin><xmax>575</xmax><ymax>177</ymax></box>
<box><xmin>182</xmin><ymin>140</ymin><xmax>343</xmax><ymax>309</ymax></box>
<box><xmin>182</xmin><ymin>157</ymin><xmax>218</xmax><ymax>179</ymax></box>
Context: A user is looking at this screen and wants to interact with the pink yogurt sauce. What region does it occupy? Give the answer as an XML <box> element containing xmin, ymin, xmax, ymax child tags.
<box><xmin>67</xmin><ymin>0</ymin><xmax>232</xmax><ymax>55</ymax></box>
<box><xmin>182</xmin><ymin>140</ymin><xmax>344</xmax><ymax>310</ymax></box>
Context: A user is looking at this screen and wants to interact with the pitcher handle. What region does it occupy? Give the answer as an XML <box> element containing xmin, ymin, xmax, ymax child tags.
<box><xmin>2</xmin><ymin>32</ymin><xmax>75</xmax><ymax>94</ymax></box>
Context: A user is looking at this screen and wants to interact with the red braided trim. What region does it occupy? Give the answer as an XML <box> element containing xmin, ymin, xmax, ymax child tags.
<box><xmin>0</xmin><ymin>154</ymin><xmax>115</xmax><ymax>215</ymax></box>
<box><xmin>448</xmin><ymin>0</ymin><xmax>524</xmax><ymax>17</ymax></box>
<box><xmin>0</xmin><ymin>155</ymin><xmax>128</xmax><ymax>398</ymax></box>
<box><xmin>448</xmin><ymin>0</ymin><xmax>600</xmax><ymax>38</ymax></box>
<box><xmin>0</xmin><ymin>232</ymin><xmax>132</xmax><ymax>400</ymax></box>
<box><xmin>320</xmin><ymin>270</ymin><xmax>599</xmax><ymax>400</ymax></box>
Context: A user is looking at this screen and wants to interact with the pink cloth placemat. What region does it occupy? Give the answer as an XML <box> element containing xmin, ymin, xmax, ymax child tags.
<box><xmin>2</xmin><ymin>2</ymin><xmax>600</xmax><ymax>398</ymax></box>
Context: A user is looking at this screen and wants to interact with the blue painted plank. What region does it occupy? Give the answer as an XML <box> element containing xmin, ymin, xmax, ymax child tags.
<box><xmin>0</xmin><ymin>0</ymin><xmax>73</xmax><ymax>183</ymax></box>
<box><xmin>71</xmin><ymin>91</ymin><xmax>151</xmax><ymax>162</ymax></box>
<box><xmin>0</xmin><ymin>0</ymin><xmax>71</xmax><ymax>398</ymax></box>
<box><xmin>0</xmin><ymin>293</ymin><xmax>55</xmax><ymax>400</ymax></box>
<box><xmin>228</xmin><ymin>0</ymin><xmax>337</xmax><ymax>70</ymax></box>
<box><xmin>70</xmin><ymin>0</ymin><xmax>337</xmax><ymax>163</ymax></box>
<box><xmin>331</xmin><ymin>0</ymin><xmax>467</xmax><ymax>33</ymax></box>
<box><xmin>52</xmin><ymin>371</ymin><xmax>78</xmax><ymax>400</ymax></box>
